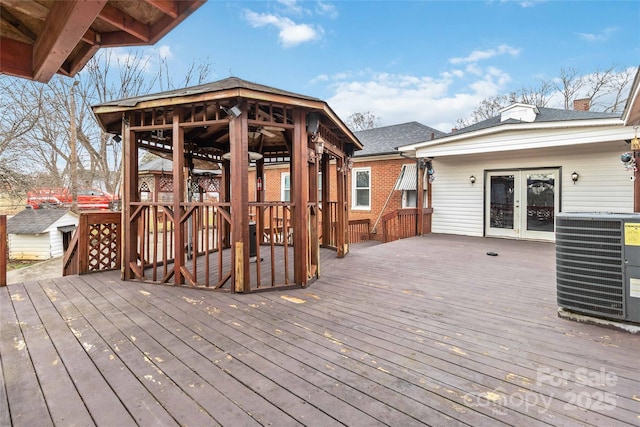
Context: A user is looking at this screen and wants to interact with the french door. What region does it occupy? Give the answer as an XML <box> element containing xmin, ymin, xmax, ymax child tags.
<box><xmin>485</xmin><ymin>169</ymin><xmax>559</xmax><ymax>240</ymax></box>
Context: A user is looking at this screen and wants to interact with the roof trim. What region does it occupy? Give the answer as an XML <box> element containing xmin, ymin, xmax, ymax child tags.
<box><xmin>398</xmin><ymin>117</ymin><xmax>624</xmax><ymax>153</ymax></box>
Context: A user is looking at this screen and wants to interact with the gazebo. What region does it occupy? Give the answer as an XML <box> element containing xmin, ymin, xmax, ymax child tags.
<box><xmin>92</xmin><ymin>77</ymin><xmax>362</xmax><ymax>292</ymax></box>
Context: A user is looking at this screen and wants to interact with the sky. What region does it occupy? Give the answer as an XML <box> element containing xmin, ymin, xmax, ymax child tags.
<box><xmin>108</xmin><ymin>0</ymin><xmax>639</xmax><ymax>133</ymax></box>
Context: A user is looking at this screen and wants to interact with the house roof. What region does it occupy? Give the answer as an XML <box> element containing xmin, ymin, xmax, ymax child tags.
<box><xmin>451</xmin><ymin>107</ymin><xmax>620</xmax><ymax>137</ymax></box>
<box><xmin>397</xmin><ymin>104</ymin><xmax>625</xmax><ymax>156</ymax></box>
<box><xmin>0</xmin><ymin>0</ymin><xmax>204</xmax><ymax>83</ymax></box>
<box><xmin>353</xmin><ymin>122</ymin><xmax>446</xmax><ymax>157</ymax></box>
<box><xmin>7</xmin><ymin>208</ymin><xmax>77</xmax><ymax>234</ymax></box>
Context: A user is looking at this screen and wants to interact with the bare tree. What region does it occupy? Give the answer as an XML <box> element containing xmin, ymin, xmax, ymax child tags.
<box><xmin>457</xmin><ymin>65</ymin><xmax>635</xmax><ymax>127</ymax></box>
<box><xmin>345</xmin><ymin>111</ymin><xmax>382</xmax><ymax>131</ymax></box>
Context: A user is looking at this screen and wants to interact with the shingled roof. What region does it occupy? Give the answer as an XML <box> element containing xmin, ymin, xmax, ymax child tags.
<box><xmin>94</xmin><ymin>77</ymin><xmax>322</xmax><ymax>108</ymax></box>
<box><xmin>7</xmin><ymin>209</ymin><xmax>76</xmax><ymax>234</ymax></box>
<box><xmin>354</xmin><ymin>122</ymin><xmax>446</xmax><ymax>156</ymax></box>
<box><xmin>452</xmin><ymin>107</ymin><xmax>621</xmax><ymax>136</ymax></box>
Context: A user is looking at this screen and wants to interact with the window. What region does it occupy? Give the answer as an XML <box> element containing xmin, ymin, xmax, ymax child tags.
<box><xmin>281</xmin><ymin>172</ymin><xmax>290</xmax><ymax>201</ymax></box>
<box><xmin>351</xmin><ymin>167</ymin><xmax>371</xmax><ymax>210</ymax></box>
<box><xmin>282</xmin><ymin>172</ymin><xmax>321</xmax><ymax>201</ymax></box>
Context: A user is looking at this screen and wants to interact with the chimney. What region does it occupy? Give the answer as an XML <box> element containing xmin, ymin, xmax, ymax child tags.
<box><xmin>573</xmin><ymin>98</ymin><xmax>591</xmax><ymax>111</ymax></box>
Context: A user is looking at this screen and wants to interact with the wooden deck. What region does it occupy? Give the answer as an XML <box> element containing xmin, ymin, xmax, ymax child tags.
<box><xmin>1</xmin><ymin>234</ymin><xmax>638</xmax><ymax>426</ymax></box>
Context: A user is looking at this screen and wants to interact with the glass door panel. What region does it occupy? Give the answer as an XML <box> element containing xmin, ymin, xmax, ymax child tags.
<box><xmin>486</xmin><ymin>173</ymin><xmax>519</xmax><ymax>238</ymax></box>
<box><xmin>523</xmin><ymin>171</ymin><xmax>558</xmax><ymax>240</ymax></box>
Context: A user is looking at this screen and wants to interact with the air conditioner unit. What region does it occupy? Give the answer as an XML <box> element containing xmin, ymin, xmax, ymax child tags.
<box><xmin>556</xmin><ymin>212</ymin><xmax>640</xmax><ymax>324</ymax></box>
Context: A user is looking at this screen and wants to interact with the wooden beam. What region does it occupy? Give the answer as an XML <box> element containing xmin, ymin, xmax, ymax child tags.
<box><xmin>148</xmin><ymin>0</ymin><xmax>205</xmax><ymax>44</ymax></box>
<box><xmin>98</xmin><ymin>3</ymin><xmax>150</xmax><ymax>43</ymax></box>
<box><xmin>0</xmin><ymin>37</ymin><xmax>33</xmax><ymax>79</ymax></box>
<box><xmin>144</xmin><ymin>0</ymin><xmax>179</xmax><ymax>19</ymax></box>
<box><xmin>0</xmin><ymin>4</ymin><xmax>37</xmax><ymax>42</ymax></box>
<box><xmin>335</xmin><ymin>157</ymin><xmax>346</xmax><ymax>258</ymax></box>
<box><xmin>635</xmin><ymin>152</ymin><xmax>640</xmax><ymax>213</ymax></box>
<box><xmin>416</xmin><ymin>161</ymin><xmax>425</xmax><ymax>235</ymax></box>
<box><xmin>33</xmin><ymin>0</ymin><xmax>107</xmax><ymax>82</ymax></box>
<box><xmin>66</xmin><ymin>41</ymin><xmax>101</xmax><ymax>77</ymax></box>
<box><xmin>122</xmin><ymin>116</ymin><xmax>138</xmax><ymax>280</ymax></box>
<box><xmin>172</xmin><ymin>108</ymin><xmax>185</xmax><ymax>286</ymax></box>
<box><xmin>291</xmin><ymin>109</ymin><xmax>309</xmax><ymax>285</ymax></box>
<box><xmin>229</xmin><ymin>101</ymin><xmax>250</xmax><ymax>292</ymax></box>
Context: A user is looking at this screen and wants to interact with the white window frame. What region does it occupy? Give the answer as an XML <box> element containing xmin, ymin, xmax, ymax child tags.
<box><xmin>351</xmin><ymin>167</ymin><xmax>371</xmax><ymax>210</ymax></box>
<box><xmin>281</xmin><ymin>172</ymin><xmax>290</xmax><ymax>202</ymax></box>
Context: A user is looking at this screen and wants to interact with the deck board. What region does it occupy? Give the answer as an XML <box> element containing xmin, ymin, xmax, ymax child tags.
<box><xmin>2</xmin><ymin>234</ymin><xmax>639</xmax><ymax>426</ymax></box>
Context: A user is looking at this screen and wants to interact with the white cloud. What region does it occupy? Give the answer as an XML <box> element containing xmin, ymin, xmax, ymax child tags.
<box><xmin>450</xmin><ymin>44</ymin><xmax>521</xmax><ymax>64</ymax></box>
<box><xmin>316</xmin><ymin>1</ymin><xmax>338</xmax><ymax>18</ymax></box>
<box><xmin>323</xmin><ymin>64</ymin><xmax>514</xmax><ymax>131</ymax></box>
<box><xmin>577</xmin><ymin>27</ymin><xmax>618</xmax><ymax>42</ymax></box>
<box><xmin>154</xmin><ymin>45</ymin><xmax>173</xmax><ymax>60</ymax></box>
<box><xmin>277</xmin><ymin>0</ymin><xmax>304</xmax><ymax>15</ymax></box>
<box><xmin>243</xmin><ymin>10</ymin><xmax>323</xmax><ymax>47</ymax></box>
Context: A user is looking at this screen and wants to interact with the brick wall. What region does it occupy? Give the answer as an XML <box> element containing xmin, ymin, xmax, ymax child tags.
<box><xmin>247</xmin><ymin>157</ymin><xmax>415</xmax><ymax>240</ymax></box>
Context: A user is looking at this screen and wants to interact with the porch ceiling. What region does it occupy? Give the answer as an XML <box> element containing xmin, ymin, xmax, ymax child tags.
<box><xmin>0</xmin><ymin>0</ymin><xmax>204</xmax><ymax>83</ymax></box>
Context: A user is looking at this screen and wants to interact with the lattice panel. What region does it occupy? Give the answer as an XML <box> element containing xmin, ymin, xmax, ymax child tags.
<box><xmin>139</xmin><ymin>176</ymin><xmax>153</xmax><ymax>193</ymax></box>
<box><xmin>88</xmin><ymin>223</ymin><xmax>118</xmax><ymax>271</ymax></box>
<box><xmin>159</xmin><ymin>176</ymin><xmax>173</xmax><ymax>192</ymax></box>
<box><xmin>198</xmin><ymin>176</ymin><xmax>220</xmax><ymax>193</ymax></box>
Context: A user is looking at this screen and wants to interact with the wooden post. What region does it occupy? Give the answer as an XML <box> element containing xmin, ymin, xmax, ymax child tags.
<box><xmin>221</xmin><ymin>160</ymin><xmax>231</xmax><ymax>248</ymax></box>
<box><xmin>229</xmin><ymin>101</ymin><xmax>250</xmax><ymax>293</ymax></box>
<box><xmin>309</xmin><ymin>150</ymin><xmax>319</xmax><ymax>278</ymax></box>
<box><xmin>635</xmin><ymin>152</ymin><xmax>640</xmax><ymax>213</ymax></box>
<box><xmin>122</xmin><ymin>116</ymin><xmax>138</xmax><ymax>280</ymax></box>
<box><xmin>77</xmin><ymin>213</ymin><xmax>88</xmax><ymax>274</ymax></box>
<box><xmin>256</xmin><ymin>158</ymin><xmax>265</xmax><ymax>245</ymax></box>
<box><xmin>321</xmin><ymin>153</ymin><xmax>330</xmax><ymax>247</ymax></box>
<box><xmin>336</xmin><ymin>156</ymin><xmax>346</xmax><ymax>257</ymax></box>
<box><xmin>0</xmin><ymin>215</ymin><xmax>6</xmax><ymax>287</ymax></box>
<box><xmin>172</xmin><ymin>108</ymin><xmax>185</xmax><ymax>286</ymax></box>
<box><xmin>292</xmin><ymin>109</ymin><xmax>309</xmax><ymax>284</ymax></box>
<box><xmin>416</xmin><ymin>160</ymin><xmax>425</xmax><ymax>236</ymax></box>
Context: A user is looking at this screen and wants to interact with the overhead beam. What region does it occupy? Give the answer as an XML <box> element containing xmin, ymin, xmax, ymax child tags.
<box><xmin>98</xmin><ymin>3</ymin><xmax>150</xmax><ymax>42</ymax></box>
<box><xmin>148</xmin><ymin>0</ymin><xmax>205</xmax><ymax>44</ymax></box>
<box><xmin>0</xmin><ymin>37</ymin><xmax>33</xmax><ymax>79</ymax></box>
<box><xmin>144</xmin><ymin>0</ymin><xmax>179</xmax><ymax>19</ymax></box>
<box><xmin>33</xmin><ymin>0</ymin><xmax>107</xmax><ymax>82</ymax></box>
<box><xmin>0</xmin><ymin>4</ymin><xmax>38</xmax><ymax>42</ymax></box>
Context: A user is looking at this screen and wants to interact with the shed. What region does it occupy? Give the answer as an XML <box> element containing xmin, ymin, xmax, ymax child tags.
<box><xmin>7</xmin><ymin>209</ymin><xmax>79</xmax><ymax>260</ymax></box>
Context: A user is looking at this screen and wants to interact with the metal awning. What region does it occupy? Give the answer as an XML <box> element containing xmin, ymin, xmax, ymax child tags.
<box><xmin>395</xmin><ymin>164</ymin><xmax>417</xmax><ymax>190</ymax></box>
<box><xmin>58</xmin><ymin>225</ymin><xmax>77</xmax><ymax>233</ymax></box>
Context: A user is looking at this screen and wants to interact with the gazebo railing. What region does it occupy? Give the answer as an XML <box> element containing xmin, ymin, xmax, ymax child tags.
<box><xmin>130</xmin><ymin>201</ymin><xmax>301</xmax><ymax>290</ymax></box>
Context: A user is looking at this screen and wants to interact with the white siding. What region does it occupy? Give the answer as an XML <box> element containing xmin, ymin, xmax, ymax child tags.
<box><xmin>9</xmin><ymin>234</ymin><xmax>51</xmax><ymax>260</ymax></box>
<box><xmin>47</xmin><ymin>213</ymin><xmax>78</xmax><ymax>258</ymax></box>
<box><xmin>431</xmin><ymin>141</ymin><xmax>633</xmax><ymax>237</ymax></box>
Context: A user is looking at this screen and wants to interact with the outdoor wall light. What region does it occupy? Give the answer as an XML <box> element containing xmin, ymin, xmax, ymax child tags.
<box><xmin>112</xmin><ymin>134</ymin><xmax>121</xmax><ymax>143</ymax></box>
<box><xmin>469</xmin><ymin>175</ymin><xmax>476</xmax><ymax>184</ymax></box>
<box><xmin>571</xmin><ymin>171</ymin><xmax>579</xmax><ymax>184</ymax></box>
<box><xmin>220</xmin><ymin>104</ymin><xmax>242</xmax><ymax>118</ymax></box>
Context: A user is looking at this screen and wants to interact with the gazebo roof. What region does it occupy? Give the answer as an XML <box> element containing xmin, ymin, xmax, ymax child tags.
<box><xmin>92</xmin><ymin>77</ymin><xmax>362</xmax><ymax>163</ymax></box>
<box><xmin>0</xmin><ymin>0</ymin><xmax>204</xmax><ymax>83</ymax></box>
